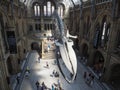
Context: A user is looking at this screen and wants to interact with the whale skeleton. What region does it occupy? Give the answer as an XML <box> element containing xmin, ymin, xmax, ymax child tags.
<box><xmin>53</xmin><ymin>10</ymin><xmax>77</xmax><ymax>83</ymax></box>
<box><xmin>55</xmin><ymin>30</ymin><xmax>77</xmax><ymax>83</ymax></box>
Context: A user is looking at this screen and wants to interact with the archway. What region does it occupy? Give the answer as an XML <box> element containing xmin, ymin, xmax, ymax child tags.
<box><xmin>109</xmin><ymin>64</ymin><xmax>120</xmax><ymax>89</ymax></box>
<box><xmin>31</xmin><ymin>42</ymin><xmax>41</xmax><ymax>53</ymax></box>
<box><xmin>93</xmin><ymin>51</ymin><xmax>104</xmax><ymax>77</ymax></box>
<box><xmin>6</xmin><ymin>57</ymin><xmax>13</xmax><ymax>75</ymax></box>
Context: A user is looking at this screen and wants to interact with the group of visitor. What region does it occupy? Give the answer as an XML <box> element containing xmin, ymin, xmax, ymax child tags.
<box><xmin>35</xmin><ymin>79</ymin><xmax>63</xmax><ymax>90</ymax></box>
<box><xmin>52</xmin><ymin>70</ymin><xmax>59</xmax><ymax>77</ymax></box>
<box><xmin>84</xmin><ymin>72</ymin><xmax>95</xmax><ymax>86</ymax></box>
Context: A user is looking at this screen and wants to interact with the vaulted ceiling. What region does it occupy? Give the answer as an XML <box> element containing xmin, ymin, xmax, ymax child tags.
<box><xmin>20</xmin><ymin>0</ymin><xmax>89</xmax><ymax>7</ymax></box>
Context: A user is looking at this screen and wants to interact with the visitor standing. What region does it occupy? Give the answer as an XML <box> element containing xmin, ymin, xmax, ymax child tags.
<box><xmin>46</xmin><ymin>62</ymin><xmax>49</xmax><ymax>68</ymax></box>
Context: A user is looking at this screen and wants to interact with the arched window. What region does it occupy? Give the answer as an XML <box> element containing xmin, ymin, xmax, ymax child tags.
<box><xmin>47</xmin><ymin>1</ymin><xmax>51</xmax><ymax>16</ymax></box>
<box><xmin>93</xmin><ymin>23</ymin><xmax>100</xmax><ymax>48</ymax></box>
<box><xmin>97</xmin><ymin>16</ymin><xmax>111</xmax><ymax>49</ymax></box>
<box><xmin>34</xmin><ymin>3</ymin><xmax>40</xmax><ymax>16</ymax></box>
<box><xmin>58</xmin><ymin>4</ymin><xmax>64</xmax><ymax>18</ymax></box>
<box><xmin>44</xmin><ymin>6</ymin><xmax>47</xmax><ymax>16</ymax></box>
<box><xmin>38</xmin><ymin>5</ymin><xmax>40</xmax><ymax>16</ymax></box>
<box><xmin>52</xmin><ymin>6</ymin><xmax>55</xmax><ymax>13</ymax></box>
<box><xmin>43</xmin><ymin>1</ymin><xmax>55</xmax><ymax>16</ymax></box>
<box><xmin>101</xmin><ymin>22</ymin><xmax>106</xmax><ymax>41</ymax></box>
<box><xmin>100</xmin><ymin>16</ymin><xmax>110</xmax><ymax>48</ymax></box>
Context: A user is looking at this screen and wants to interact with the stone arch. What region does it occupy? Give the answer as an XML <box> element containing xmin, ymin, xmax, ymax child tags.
<box><xmin>58</xmin><ymin>3</ymin><xmax>65</xmax><ymax>10</ymax></box>
<box><xmin>93</xmin><ymin>10</ymin><xmax>111</xmax><ymax>32</ymax></box>
<box><xmin>92</xmin><ymin>50</ymin><xmax>105</xmax><ymax>77</ymax></box>
<box><xmin>58</xmin><ymin>3</ymin><xmax>65</xmax><ymax>17</ymax></box>
<box><xmin>109</xmin><ymin>64</ymin><xmax>120</xmax><ymax>89</ymax></box>
<box><xmin>93</xmin><ymin>12</ymin><xmax>112</xmax><ymax>49</ymax></box>
<box><xmin>31</xmin><ymin>42</ymin><xmax>41</xmax><ymax>53</ymax></box>
<box><xmin>31</xmin><ymin>2</ymin><xmax>39</xmax><ymax>17</ymax></box>
<box><xmin>6</xmin><ymin>56</ymin><xmax>13</xmax><ymax>75</ymax></box>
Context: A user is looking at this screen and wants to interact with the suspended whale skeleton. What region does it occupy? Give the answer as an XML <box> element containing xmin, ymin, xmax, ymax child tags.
<box><xmin>53</xmin><ymin>10</ymin><xmax>77</xmax><ymax>83</ymax></box>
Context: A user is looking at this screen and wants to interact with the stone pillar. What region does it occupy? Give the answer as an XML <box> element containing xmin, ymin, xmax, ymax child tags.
<box><xmin>79</xmin><ymin>18</ymin><xmax>84</xmax><ymax>53</ymax></box>
<box><xmin>41</xmin><ymin>39</ymin><xmax>45</xmax><ymax>59</ymax></box>
<box><xmin>0</xmin><ymin>61</ymin><xmax>11</xmax><ymax>90</ymax></box>
<box><xmin>12</xmin><ymin>54</ymin><xmax>19</xmax><ymax>74</ymax></box>
<box><xmin>87</xmin><ymin>18</ymin><xmax>95</xmax><ymax>66</ymax></box>
<box><xmin>41</xmin><ymin>18</ymin><xmax>44</xmax><ymax>32</ymax></box>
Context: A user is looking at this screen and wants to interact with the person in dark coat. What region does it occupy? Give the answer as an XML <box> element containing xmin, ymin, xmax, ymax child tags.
<box><xmin>35</xmin><ymin>81</ymin><xmax>39</xmax><ymax>90</ymax></box>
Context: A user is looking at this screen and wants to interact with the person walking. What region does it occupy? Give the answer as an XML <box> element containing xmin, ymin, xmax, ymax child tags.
<box><xmin>41</xmin><ymin>82</ymin><xmax>47</xmax><ymax>89</ymax></box>
<box><xmin>35</xmin><ymin>81</ymin><xmax>39</xmax><ymax>90</ymax></box>
<box><xmin>51</xmin><ymin>84</ymin><xmax>55</xmax><ymax>90</ymax></box>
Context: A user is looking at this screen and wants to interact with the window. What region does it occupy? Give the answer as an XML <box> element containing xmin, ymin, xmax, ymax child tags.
<box><xmin>34</xmin><ymin>4</ymin><xmax>40</xmax><ymax>16</ymax></box>
<box><xmin>93</xmin><ymin>24</ymin><xmax>100</xmax><ymax>48</ymax></box>
<box><xmin>50</xmin><ymin>24</ymin><xmax>52</xmax><ymax>30</ymax></box>
<box><xmin>100</xmin><ymin>16</ymin><xmax>107</xmax><ymax>47</ymax></box>
<box><xmin>6</xmin><ymin>31</ymin><xmax>17</xmax><ymax>54</ymax></box>
<box><xmin>44</xmin><ymin>24</ymin><xmax>47</xmax><ymax>30</ymax></box>
<box><xmin>43</xmin><ymin>1</ymin><xmax>55</xmax><ymax>16</ymax></box>
<box><xmin>44</xmin><ymin>6</ymin><xmax>47</xmax><ymax>16</ymax></box>
<box><xmin>101</xmin><ymin>22</ymin><xmax>106</xmax><ymax>42</ymax></box>
<box><xmin>35</xmin><ymin>24</ymin><xmax>41</xmax><ymax>31</ymax></box>
<box><xmin>93</xmin><ymin>16</ymin><xmax>110</xmax><ymax>49</ymax></box>
<box><xmin>34</xmin><ymin>5</ymin><xmax>37</xmax><ymax>16</ymax></box>
<box><xmin>37</xmin><ymin>6</ymin><xmax>40</xmax><ymax>16</ymax></box>
<box><xmin>52</xmin><ymin>6</ymin><xmax>55</xmax><ymax>13</ymax></box>
<box><xmin>47</xmin><ymin>1</ymin><xmax>51</xmax><ymax>16</ymax></box>
<box><xmin>60</xmin><ymin>6</ymin><xmax>63</xmax><ymax>17</ymax></box>
<box><xmin>58</xmin><ymin>5</ymin><xmax>64</xmax><ymax>18</ymax></box>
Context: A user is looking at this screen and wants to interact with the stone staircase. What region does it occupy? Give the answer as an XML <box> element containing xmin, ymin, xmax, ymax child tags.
<box><xmin>42</xmin><ymin>39</ymin><xmax>56</xmax><ymax>59</ymax></box>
